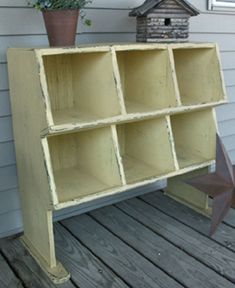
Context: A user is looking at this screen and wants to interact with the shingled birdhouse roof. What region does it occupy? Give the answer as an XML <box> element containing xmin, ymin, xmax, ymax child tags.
<box><xmin>129</xmin><ymin>0</ymin><xmax>200</xmax><ymax>17</ymax></box>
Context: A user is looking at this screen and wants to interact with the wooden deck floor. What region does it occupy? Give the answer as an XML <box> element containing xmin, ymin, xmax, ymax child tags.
<box><xmin>1</xmin><ymin>190</ymin><xmax>235</xmax><ymax>288</ymax></box>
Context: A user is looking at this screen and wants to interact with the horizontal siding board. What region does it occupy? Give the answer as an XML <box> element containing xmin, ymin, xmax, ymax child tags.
<box><xmin>0</xmin><ymin>165</ymin><xmax>18</xmax><ymax>192</ymax></box>
<box><xmin>0</xmin><ymin>141</ymin><xmax>16</xmax><ymax>167</ymax></box>
<box><xmin>190</xmin><ymin>33</ymin><xmax>235</xmax><ymax>51</ymax></box>
<box><xmin>0</xmin><ymin>210</ymin><xmax>22</xmax><ymax>238</ymax></box>
<box><xmin>0</xmin><ymin>188</ymin><xmax>20</xmax><ymax>215</ymax></box>
<box><xmin>220</xmin><ymin>51</ymin><xmax>235</xmax><ymax>70</ymax></box>
<box><xmin>2</xmin><ymin>7</ymin><xmax>235</xmax><ymax>36</ymax></box>
<box><xmin>0</xmin><ymin>116</ymin><xmax>13</xmax><ymax>142</ymax></box>
<box><xmin>225</xmin><ymin>86</ymin><xmax>235</xmax><ymax>102</ymax></box>
<box><xmin>0</xmin><ymin>63</ymin><xmax>8</xmax><ymax>90</ymax></box>
<box><xmin>0</xmin><ymin>0</ymin><xmax>210</xmax><ymax>12</ymax></box>
<box><xmin>222</xmin><ymin>134</ymin><xmax>235</xmax><ymax>151</ymax></box>
<box><xmin>216</xmin><ymin>102</ymin><xmax>235</xmax><ymax>122</ymax></box>
<box><xmin>0</xmin><ymin>0</ymin><xmax>144</xmax><ymax>9</ymax></box>
<box><xmin>222</xmin><ymin>69</ymin><xmax>235</xmax><ymax>86</ymax></box>
<box><xmin>228</xmin><ymin>149</ymin><xmax>235</xmax><ymax>163</ymax></box>
<box><xmin>0</xmin><ymin>9</ymin><xmax>136</xmax><ymax>35</ymax></box>
<box><xmin>190</xmin><ymin>13</ymin><xmax>235</xmax><ymax>33</ymax></box>
<box><xmin>219</xmin><ymin>118</ymin><xmax>235</xmax><ymax>137</ymax></box>
<box><xmin>0</xmin><ymin>90</ymin><xmax>11</xmax><ymax>116</ymax></box>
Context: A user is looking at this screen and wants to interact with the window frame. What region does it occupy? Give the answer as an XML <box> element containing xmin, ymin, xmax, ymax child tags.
<box><xmin>208</xmin><ymin>0</ymin><xmax>235</xmax><ymax>10</ymax></box>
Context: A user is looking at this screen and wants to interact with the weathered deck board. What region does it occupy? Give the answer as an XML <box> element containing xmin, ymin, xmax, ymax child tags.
<box><xmin>62</xmin><ymin>214</ymin><xmax>183</xmax><ymax>288</ymax></box>
<box><xmin>0</xmin><ymin>252</ymin><xmax>24</xmax><ymax>288</ymax></box>
<box><xmin>116</xmin><ymin>198</ymin><xmax>235</xmax><ymax>284</ymax></box>
<box><xmin>54</xmin><ymin>223</ymin><xmax>129</xmax><ymax>288</ymax></box>
<box><xmin>223</xmin><ymin>208</ymin><xmax>235</xmax><ymax>229</ymax></box>
<box><xmin>2</xmin><ymin>191</ymin><xmax>235</xmax><ymax>288</ymax></box>
<box><xmin>141</xmin><ymin>191</ymin><xmax>235</xmax><ymax>251</ymax></box>
<box><xmin>0</xmin><ymin>238</ymin><xmax>76</xmax><ymax>288</ymax></box>
<box><xmin>91</xmin><ymin>205</ymin><xmax>235</xmax><ymax>288</ymax></box>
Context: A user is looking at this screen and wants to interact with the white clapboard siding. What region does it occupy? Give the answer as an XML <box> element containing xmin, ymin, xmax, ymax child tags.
<box><xmin>225</xmin><ymin>86</ymin><xmax>235</xmax><ymax>103</ymax></box>
<box><xmin>190</xmin><ymin>33</ymin><xmax>235</xmax><ymax>51</ymax></box>
<box><xmin>0</xmin><ymin>165</ymin><xmax>18</xmax><ymax>192</ymax></box>
<box><xmin>217</xmin><ymin>102</ymin><xmax>235</xmax><ymax>122</ymax></box>
<box><xmin>0</xmin><ymin>0</ymin><xmax>143</xmax><ymax>9</ymax></box>
<box><xmin>0</xmin><ymin>9</ymin><xmax>136</xmax><ymax>34</ymax></box>
<box><xmin>222</xmin><ymin>134</ymin><xmax>235</xmax><ymax>151</ymax></box>
<box><xmin>1</xmin><ymin>0</ymin><xmax>235</xmax><ymax>237</ymax></box>
<box><xmin>0</xmin><ymin>189</ymin><xmax>20</xmax><ymax>215</ymax></box>
<box><xmin>0</xmin><ymin>210</ymin><xmax>22</xmax><ymax>237</ymax></box>
<box><xmin>0</xmin><ymin>142</ymin><xmax>16</xmax><ymax>167</ymax></box>
<box><xmin>1</xmin><ymin>8</ymin><xmax>235</xmax><ymax>35</ymax></box>
<box><xmin>0</xmin><ymin>0</ymin><xmax>205</xmax><ymax>10</ymax></box>
<box><xmin>0</xmin><ymin>117</ymin><xmax>13</xmax><ymax>142</ymax></box>
<box><xmin>0</xmin><ymin>91</ymin><xmax>11</xmax><ymax>116</ymax></box>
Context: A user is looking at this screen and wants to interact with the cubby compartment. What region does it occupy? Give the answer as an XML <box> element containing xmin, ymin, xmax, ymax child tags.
<box><xmin>173</xmin><ymin>47</ymin><xmax>225</xmax><ymax>106</ymax></box>
<box><xmin>47</xmin><ymin>127</ymin><xmax>122</xmax><ymax>203</ymax></box>
<box><xmin>116</xmin><ymin>118</ymin><xmax>176</xmax><ymax>184</ymax></box>
<box><xmin>116</xmin><ymin>49</ymin><xmax>177</xmax><ymax>113</ymax></box>
<box><xmin>171</xmin><ymin>109</ymin><xmax>217</xmax><ymax>169</ymax></box>
<box><xmin>43</xmin><ymin>51</ymin><xmax>121</xmax><ymax>125</ymax></box>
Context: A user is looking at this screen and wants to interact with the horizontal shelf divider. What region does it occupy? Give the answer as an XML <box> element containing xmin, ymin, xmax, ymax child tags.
<box><xmin>43</xmin><ymin>100</ymin><xmax>226</xmax><ymax>137</ymax></box>
<box><xmin>54</xmin><ymin>159</ymin><xmax>214</xmax><ymax>211</ymax></box>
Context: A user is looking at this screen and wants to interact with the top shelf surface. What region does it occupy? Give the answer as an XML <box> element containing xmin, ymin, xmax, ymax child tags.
<box><xmin>29</xmin><ymin>43</ymin><xmax>226</xmax><ymax>133</ymax></box>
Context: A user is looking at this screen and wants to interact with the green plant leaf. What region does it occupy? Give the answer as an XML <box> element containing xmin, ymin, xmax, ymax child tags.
<box><xmin>28</xmin><ymin>0</ymin><xmax>93</xmax><ymax>10</ymax></box>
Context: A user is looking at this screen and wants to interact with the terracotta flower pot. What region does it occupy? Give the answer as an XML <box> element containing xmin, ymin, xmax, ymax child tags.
<box><xmin>42</xmin><ymin>9</ymin><xmax>79</xmax><ymax>47</ymax></box>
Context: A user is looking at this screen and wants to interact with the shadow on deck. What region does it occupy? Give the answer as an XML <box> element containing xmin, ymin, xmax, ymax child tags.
<box><xmin>1</xmin><ymin>190</ymin><xmax>235</xmax><ymax>288</ymax></box>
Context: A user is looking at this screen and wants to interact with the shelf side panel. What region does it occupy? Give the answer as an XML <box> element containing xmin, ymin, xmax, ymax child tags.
<box><xmin>7</xmin><ymin>49</ymin><xmax>57</xmax><ymax>267</ymax></box>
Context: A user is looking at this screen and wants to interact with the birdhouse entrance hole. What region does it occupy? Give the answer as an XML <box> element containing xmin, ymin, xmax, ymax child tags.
<box><xmin>165</xmin><ymin>18</ymin><xmax>171</xmax><ymax>26</ymax></box>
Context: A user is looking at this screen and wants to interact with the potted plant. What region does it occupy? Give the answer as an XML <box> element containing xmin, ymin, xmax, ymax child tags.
<box><xmin>28</xmin><ymin>0</ymin><xmax>92</xmax><ymax>47</ymax></box>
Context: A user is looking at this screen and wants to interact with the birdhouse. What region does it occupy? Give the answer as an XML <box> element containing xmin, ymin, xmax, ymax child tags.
<box><xmin>129</xmin><ymin>0</ymin><xmax>200</xmax><ymax>42</ymax></box>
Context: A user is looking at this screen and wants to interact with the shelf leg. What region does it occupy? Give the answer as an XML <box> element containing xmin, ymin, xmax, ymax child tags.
<box><xmin>165</xmin><ymin>167</ymin><xmax>212</xmax><ymax>217</ymax></box>
<box><xmin>20</xmin><ymin>208</ymin><xmax>70</xmax><ymax>284</ymax></box>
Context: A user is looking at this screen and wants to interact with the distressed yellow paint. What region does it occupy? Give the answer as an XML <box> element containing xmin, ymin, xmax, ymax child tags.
<box><xmin>7</xmin><ymin>43</ymin><xmax>226</xmax><ymax>282</ymax></box>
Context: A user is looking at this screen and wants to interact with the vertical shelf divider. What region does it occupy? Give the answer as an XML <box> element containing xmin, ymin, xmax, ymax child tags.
<box><xmin>166</xmin><ymin>115</ymin><xmax>180</xmax><ymax>171</ymax></box>
<box><xmin>215</xmin><ymin>44</ymin><xmax>227</xmax><ymax>103</ymax></box>
<box><xmin>111</xmin><ymin>47</ymin><xmax>127</xmax><ymax>115</ymax></box>
<box><xmin>41</xmin><ymin>137</ymin><xmax>59</xmax><ymax>206</ymax></box>
<box><xmin>111</xmin><ymin>124</ymin><xmax>127</xmax><ymax>186</ymax></box>
<box><xmin>167</xmin><ymin>46</ymin><xmax>182</xmax><ymax>107</ymax></box>
<box><xmin>36</xmin><ymin>51</ymin><xmax>55</xmax><ymax>127</ymax></box>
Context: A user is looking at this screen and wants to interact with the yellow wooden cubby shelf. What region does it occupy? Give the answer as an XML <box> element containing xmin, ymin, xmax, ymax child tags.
<box><xmin>7</xmin><ymin>43</ymin><xmax>226</xmax><ymax>283</ymax></box>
